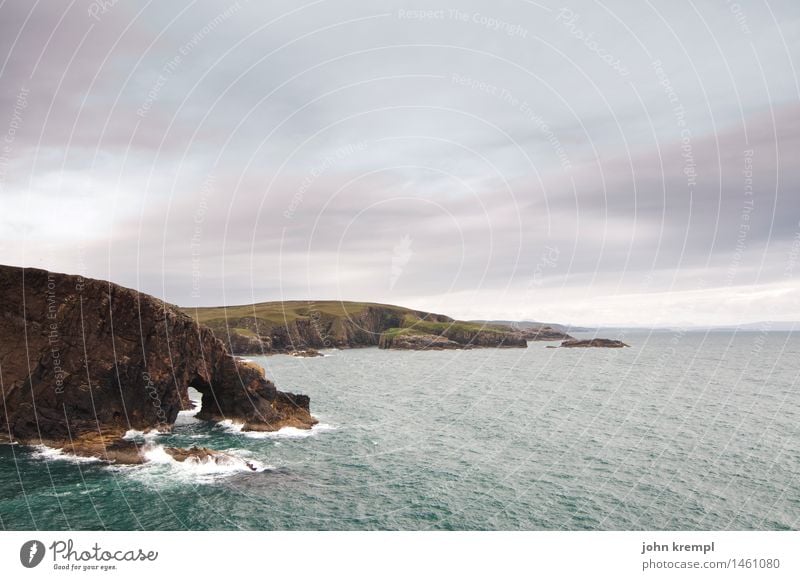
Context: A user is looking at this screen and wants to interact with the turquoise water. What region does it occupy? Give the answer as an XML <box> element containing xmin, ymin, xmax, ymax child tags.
<box><xmin>1</xmin><ymin>331</ymin><xmax>798</xmax><ymax>530</ymax></box>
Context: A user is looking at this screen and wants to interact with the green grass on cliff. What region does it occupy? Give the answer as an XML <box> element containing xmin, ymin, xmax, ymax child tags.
<box><xmin>409</xmin><ymin>320</ymin><xmax>508</xmax><ymax>335</ymax></box>
<box><xmin>181</xmin><ymin>300</ymin><xmax>517</xmax><ymax>344</ymax></box>
<box><xmin>231</xmin><ymin>327</ymin><xmax>257</xmax><ymax>337</ymax></box>
<box><xmin>183</xmin><ymin>300</ymin><xmax>422</xmax><ymax>327</ymax></box>
<box><xmin>382</xmin><ymin>319</ymin><xmax>511</xmax><ymax>338</ymax></box>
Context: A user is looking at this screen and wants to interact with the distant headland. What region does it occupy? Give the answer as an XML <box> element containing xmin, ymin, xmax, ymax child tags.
<box><xmin>182</xmin><ymin>301</ymin><xmax>573</xmax><ymax>355</ymax></box>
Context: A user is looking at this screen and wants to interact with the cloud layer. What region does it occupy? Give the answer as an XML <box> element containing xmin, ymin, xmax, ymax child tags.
<box><xmin>1</xmin><ymin>0</ymin><xmax>798</xmax><ymax>325</ymax></box>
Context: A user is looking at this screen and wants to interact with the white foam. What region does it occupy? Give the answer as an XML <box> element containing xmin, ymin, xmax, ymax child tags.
<box><xmin>29</xmin><ymin>444</ymin><xmax>101</xmax><ymax>464</ymax></box>
<box><xmin>217</xmin><ymin>419</ymin><xmax>244</xmax><ymax>433</ymax></box>
<box><xmin>174</xmin><ymin>387</ymin><xmax>204</xmax><ymax>426</ymax></box>
<box><xmin>114</xmin><ymin>443</ymin><xmax>273</xmax><ymax>484</ymax></box>
<box><xmin>174</xmin><ymin>407</ymin><xmax>201</xmax><ymax>426</ymax></box>
<box><xmin>122</xmin><ymin>428</ymin><xmax>163</xmax><ymax>440</ymax></box>
<box><xmin>218</xmin><ymin>419</ymin><xmax>337</xmax><ymax>439</ymax></box>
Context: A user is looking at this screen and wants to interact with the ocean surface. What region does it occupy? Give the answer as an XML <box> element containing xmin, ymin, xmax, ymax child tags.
<box><xmin>1</xmin><ymin>331</ymin><xmax>798</xmax><ymax>530</ymax></box>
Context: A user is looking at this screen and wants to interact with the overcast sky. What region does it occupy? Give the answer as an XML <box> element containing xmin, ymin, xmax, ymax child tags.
<box><xmin>1</xmin><ymin>0</ymin><xmax>798</xmax><ymax>326</ymax></box>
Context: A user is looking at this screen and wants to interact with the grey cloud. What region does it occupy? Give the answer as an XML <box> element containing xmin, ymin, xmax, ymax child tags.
<box><xmin>1</xmin><ymin>0</ymin><xmax>798</xmax><ymax>324</ymax></box>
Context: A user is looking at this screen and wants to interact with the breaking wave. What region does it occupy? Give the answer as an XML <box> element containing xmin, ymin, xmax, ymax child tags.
<box><xmin>217</xmin><ymin>419</ymin><xmax>337</xmax><ymax>439</ymax></box>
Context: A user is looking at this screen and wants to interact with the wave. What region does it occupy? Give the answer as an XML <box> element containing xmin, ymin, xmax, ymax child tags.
<box><xmin>217</xmin><ymin>419</ymin><xmax>337</xmax><ymax>439</ymax></box>
<box><xmin>29</xmin><ymin>444</ymin><xmax>101</xmax><ymax>464</ymax></box>
<box><xmin>143</xmin><ymin>444</ymin><xmax>269</xmax><ymax>472</ymax></box>
<box><xmin>110</xmin><ymin>444</ymin><xmax>273</xmax><ymax>485</ymax></box>
<box><xmin>122</xmin><ymin>428</ymin><xmax>163</xmax><ymax>440</ymax></box>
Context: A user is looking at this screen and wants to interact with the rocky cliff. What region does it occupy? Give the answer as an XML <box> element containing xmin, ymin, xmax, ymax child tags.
<box><xmin>377</xmin><ymin>320</ymin><xmax>530</xmax><ymax>350</ymax></box>
<box><xmin>472</xmin><ymin>320</ymin><xmax>573</xmax><ymax>341</ymax></box>
<box><xmin>0</xmin><ymin>265</ymin><xmax>315</xmax><ymax>462</ymax></box>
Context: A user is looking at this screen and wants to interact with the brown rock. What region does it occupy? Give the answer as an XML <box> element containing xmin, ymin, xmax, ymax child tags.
<box><xmin>0</xmin><ymin>264</ymin><xmax>316</xmax><ymax>458</ymax></box>
<box><xmin>558</xmin><ymin>338</ymin><xmax>630</xmax><ymax>348</ymax></box>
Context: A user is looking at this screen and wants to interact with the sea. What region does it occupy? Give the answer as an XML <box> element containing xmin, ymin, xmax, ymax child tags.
<box><xmin>1</xmin><ymin>331</ymin><xmax>798</xmax><ymax>530</ymax></box>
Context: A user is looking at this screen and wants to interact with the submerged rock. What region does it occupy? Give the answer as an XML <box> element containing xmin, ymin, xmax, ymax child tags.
<box><xmin>164</xmin><ymin>445</ymin><xmax>256</xmax><ymax>470</ymax></box>
<box><xmin>557</xmin><ymin>338</ymin><xmax>630</xmax><ymax>348</ymax></box>
<box><xmin>0</xmin><ymin>265</ymin><xmax>316</xmax><ymax>460</ymax></box>
<box><xmin>289</xmin><ymin>348</ymin><xmax>324</xmax><ymax>357</ymax></box>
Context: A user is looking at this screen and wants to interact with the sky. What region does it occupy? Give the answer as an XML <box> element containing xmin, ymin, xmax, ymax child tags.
<box><xmin>0</xmin><ymin>0</ymin><xmax>798</xmax><ymax>326</ymax></box>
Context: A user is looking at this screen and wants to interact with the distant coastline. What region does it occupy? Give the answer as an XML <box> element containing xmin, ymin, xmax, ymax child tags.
<box><xmin>182</xmin><ymin>301</ymin><xmax>572</xmax><ymax>355</ymax></box>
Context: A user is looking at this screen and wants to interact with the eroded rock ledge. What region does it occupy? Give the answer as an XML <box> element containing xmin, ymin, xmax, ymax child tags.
<box><xmin>549</xmin><ymin>338</ymin><xmax>630</xmax><ymax>348</ymax></box>
<box><xmin>0</xmin><ymin>265</ymin><xmax>316</xmax><ymax>463</ymax></box>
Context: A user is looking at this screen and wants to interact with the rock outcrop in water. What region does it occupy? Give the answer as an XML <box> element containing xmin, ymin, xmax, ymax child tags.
<box><xmin>553</xmin><ymin>338</ymin><xmax>630</xmax><ymax>348</ymax></box>
<box><xmin>0</xmin><ymin>265</ymin><xmax>316</xmax><ymax>463</ymax></box>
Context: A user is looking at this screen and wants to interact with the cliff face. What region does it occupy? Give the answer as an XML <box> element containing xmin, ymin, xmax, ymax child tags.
<box><xmin>377</xmin><ymin>323</ymin><xmax>529</xmax><ymax>350</ymax></box>
<box><xmin>0</xmin><ymin>265</ymin><xmax>315</xmax><ymax>453</ymax></box>
<box><xmin>516</xmin><ymin>327</ymin><xmax>573</xmax><ymax>341</ymax></box>
<box><xmin>473</xmin><ymin>319</ymin><xmax>573</xmax><ymax>340</ymax></box>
